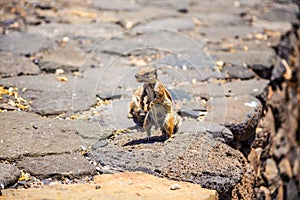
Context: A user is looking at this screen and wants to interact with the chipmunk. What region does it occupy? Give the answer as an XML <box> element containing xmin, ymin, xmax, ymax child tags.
<box><xmin>134</xmin><ymin>66</ymin><xmax>181</xmax><ymax>140</ymax></box>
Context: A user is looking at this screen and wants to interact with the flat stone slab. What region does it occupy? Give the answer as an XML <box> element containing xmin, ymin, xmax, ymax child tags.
<box><xmin>138</xmin><ymin>18</ymin><xmax>195</xmax><ymax>31</ymax></box>
<box><xmin>211</xmin><ymin>49</ymin><xmax>277</xmax><ymax>70</ymax></box>
<box><xmin>0</xmin><ymin>163</ymin><xmax>21</xmax><ymax>188</ymax></box>
<box><xmin>2</xmin><ymin>172</ymin><xmax>218</xmax><ymax>200</ymax></box>
<box><xmin>197</xmin><ymin>26</ymin><xmax>263</xmax><ymax>42</ymax></box>
<box><xmin>155</xmin><ymin>54</ymin><xmax>215</xmax><ymax>70</ymax></box>
<box><xmin>93</xmin><ymin>0</ymin><xmax>140</xmax><ymax>11</ymax></box>
<box><xmin>0</xmin><ymin>71</ymin><xmax>98</xmax><ymax>115</ymax></box>
<box><xmin>160</xmin><ymin>134</ymin><xmax>245</xmax><ymax>193</ymax></box>
<box><xmin>28</xmin><ymin>22</ymin><xmax>121</xmax><ymax>40</ymax></box>
<box><xmin>38</xmin><ymin>46</ymin><xmax>94</xmax><ymax>73</ymax></box>
<box><xmin>0</xmin><ymin>111</ymin><xmax>109</xmax><ymax>160</ymax></box>
<box><xmin>205</xmin><ymin>95</ymin><xmax>262</xmax><ymax>141</ymax></box>
<box><xmin>222</xmin><ymin>66</ymin><xmax>256</xmax><ymax>80</ymax></box>
<box><xmin>260</xmin><ymin>4</ymin><xmax>299</xmax><ymax>24</ymax></box>
<box><xmin>0</xmin><ymin>52</ymin><xmax>40</xmax><ymax>78</ymax></box>
<box><xmin>180</xmin><ymin>120</ymin><xmax>233</xmax><ymax>144</ymax></box>
<box><xmin>0</xmin><ymin>32</ymin><xmax>55</xmax><ymax>56</ymax></box>
<box><xmin>93</xmin><ymin>99</ymin><xmax>137</xmax><ymax>129</ymax></box>
<box><xmin>178</xmin><ymin>79</ymin><xmax>269</xmax><ymax>100</ymax></box>
<box><xmin>97</xmin><ymin>30</ymin><xmax>207</xmax><ymax>58</ymax></box>
<box><xmin>252</xmin><ymin>19</ymin><xmax>292</xmax><ymax>33</ymax></box>
<box><xmin>193</xmin><ymin>13</ymin><xmax>245</xmax><ymax>27</ymax></box>
<box><xmin>163</xmin><ymin>67</ymin><xmax>226</xmax><ymax>83</ymax></box>
<box><xmin>17</xmin><ymin>154</ymin><xmax>95</xmax><ymax>179</ymax></box>
<box><xmin>91</xmin><ymin>131</ymin><xmax>245</xmax><ymax>193</ymax></box>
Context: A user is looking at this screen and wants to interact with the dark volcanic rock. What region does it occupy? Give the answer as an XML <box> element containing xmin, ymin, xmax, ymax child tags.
<box><xmin>180</xmin><ymin>120</ymin><xmax>233</xmax><ymax>143</ymax></box>
<box><xmin>212</xmin><ymin>50</ymin><xmax>278</xmax><ymax>79</ymax></box>
<box><xmin>197</xmin><ymin>26</ymin><xmax>263</xmax><ymax>41</ymax></box>
<box><xmin>155</xmin><ymin>54</ymin><xmax>214</xmax><ymax>70</ymax></box>
<box><xmin>179</xmin><ymin>79</ymin><xmax>269</xmax><ymax>100</ymax></box>
<box><xmin>93</xmin><ymin>0</ymin><xmax>140</xmax><ymax>11</ymax></box>
<box><xmin>92</xmin><ymin>131</ymin><xmax>244</xmax><ymax>193</ymax></box>
<box><xmin>0</xmin><ymin>71</ymin><xmax>98</xmax><ymax>115</ymax></box>
<box><xmin>0</xmin><ymin>52</ymin><xmax>40</xmax><ymax>78</ymax></box>
<box><xmin>223</xmin><ymin>66</ymin><xmax>256</xmax><ymax>80</ymax></box>
<box><xmin>0</xmin><ymin>111</ymin><xmax>108</xmax><ymax>160</ymax></box>
<box><xmin>0</xmin><ymin>32</ymin><xmax>55</xmax><ymax>56</ymax></box>
<box><xmin>0</xmin><ymin>163</ymin><xmax>21</xmax><ymax>188</ymax></box>
<box><xmin>260</xmin><ymin>4</ymin><xmax>299</xmax><ymax>24</ymax></box>
<box><xmin>205</xmin><ymin>95</ymin><xmax>262</xmax><ymax>141</ymax></box>
<box><xmin>161</xmin><ymin>133</ymin><xmax>245</xmax><ymax>193</ymax></box>
<box><xmin>95</xmin><ymin>99</ymin><xmax>137</xmax><ymax>129</ymax></box>
<box><xmin>17</xmin><ymin>154</ymin><xmax>95</xmax><ymax>179</ymax></box>
<box><xmin>169</xmin><ymin>89</ymin><xmax>192</xmax><ymax>101</ymax></box>
<box><xmin>39</xmin><ymin>46</ymin><xmax>93</xmax><ymax>73</ymax></box>
<box><xmin>252</xmin><ymin>19</ymin><xmax>292</xmax><ymax>34</ymax></box>
<box><xmin>139</xmin><ymin>18</ymin><xmax>195</xmax><ymax>31</ymax></box>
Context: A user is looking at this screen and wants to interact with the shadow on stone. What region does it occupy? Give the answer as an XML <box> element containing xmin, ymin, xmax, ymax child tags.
<box><xmin>122</xmin><ymin>135</ymin><xmax>167</xmax><ymax>146</ymax></box>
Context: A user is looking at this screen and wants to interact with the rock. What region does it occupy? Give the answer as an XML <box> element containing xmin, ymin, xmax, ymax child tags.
<box><xmin>232</xmin><ymin>163</ymin><xmax>255</xmax><ymax>200</ymax></box>
<box><xmin>179</xmin><ymin>108</ymin><xmax>201</xmax><ymax>118</ymax></box>
<box><xmin>277</xmin><ymin>181</ymin><xmax>284</xmax><ymax>200</ymax></box>
<box><xmin>93</xmin><ymin>0</ymin><xmax>140</xmax><ymax>11</ymax></box>
<box><xmin>279</xmin><ymin>158</ymin><xmax>293</xmax><ymax>181</ymax></box>
<box><xmin>95</xmin><ymin>185</ymin><xmax>101</xmax><ymax>189</ymax></box>
<box><xmin>271</xmin><ymin>128</ymin><xmax>290</xmax><ymax>160</ymax></box>
<box><xmin>92</xmin><ymin>131</ymin><xmax>244</xmax><ymax>193</ymax></box>
<box><xmin>181</xmin><ymin>101</ymin><xmax>206</xmax><ymax>112</ymax></box>
<box><xmin>248</xmin><ymin>148</ymin><xmax>261</xmax><ymax>177</ymax></box>
<box><xmin>2</xmin><ymin>172</ymin><xmax>218</xmax><ymax>200</ymax></box>
<box><xmin>179</xmin><ymin>98</ymin><xmax>206</xmax><ymax>118</ymax></box>
<box><xmin>161</xmin><ymin>133</ymin><xmax>245</xmax><ymax>193</ymax></box>
<box><xmin>222</xmin><ymin>66</ymin><xmax>256</xmax><ymax>80</ymax></box>
<box><xmin>28</xmin><ymin>22</ymin><xmax>121</xmax><ymax>40</ymax></box>
<box><xmin>253</xmin><ymin>107</ymin><xmax>275</xmax><ymax>157</ymax></box>
<box><xmin>205</xmin><ymin>95</ymin><xmax>262</xmax><ymax>141</ymax></box>
<box><xmin>180</xmin><ymin>120</ymin><xmax>233</xmax><ymax>144</ymax></box>
<box><xmin>155</xmin><ymin>54</ymin><xmax>214</xmax><ymax>70</ymax></box>
<box><xmin>212</xmin><ymin>50</ymin><xmax>278</xmax><ymax>79</ymax></box>
<box><xmin>252</xmin><ymin>19</ymin><xmax>292</xmax><ymax>33</ymax></box>
<box><xmin>0</xmin><ymin>163</ymin><xmax>21</xmax><ymax>188</ymax></box>
<box><xmin>95</xmin><ymin>99</ymin><xmax>137</xmax><ymax>129</ymax></box>
<box><xmin>260</xmin><ymin>4</ymin><xmax>299</xmax><ymax>24</ymax></box>
<box><xmin>285</xmin><ymin>180</ymin><xmax>299</xmax><ymax>200</ymax></box>
<box><xmin>178</xmin><ymin>79</ymin><xmax>269</xmax><ymax>100</ymax></box>
<box><xmin>197</xmin><ymin>26</ymin><xmax>263</xmax><ymax>42</ymax></box>
<box><xmin>163</xmin><ymin>67</ymin><xmax>226</xmax><ymax>83</ymax></box>
<box><xmin>0</xmin><ymin>32</ymin><xmax>55</xmax><ymax>56</ymax></box>
<box><xmin>0</xmin><ymin>52</ymin><xmax>40</xmax><ymax>78</ymax></box>
<box><xmin>0</xmin><ymin>111</ymin><xmax>108</xmax><ymax>160</ymax></box>
<box><xmin>39</xmin><ymin>46</ymin><xmax>93</xmax><ymax>73</ymax></box>
<box><xmin>193</xmin><ymin>13</ymin><xmax>244</xmax><ymax>27</ymax></box>
<box><xmin>178</xmin><ymin>7</ymin><xmax>188</xmax><ymax>13</ymax></box>
<box><xmin>17</xmin><ymin>154</ymin><xmax>95</xmax><ymax>179</ymax></box>
<box><xmin>138</xmin><ymin>18</ymin><xmax>195</xmax><ymax>31</ymax></box>
<box><xmin>257</xmin><ymin>186</ymin><xmax>271</xmax><ymax>200</ymax></box>
<box><xmin>170</xmin><ymin>183</ymin><xmax>180</xmax><ymax>190</ymax></box>
<box><xmin>0</xmin><ymin>71</ymin><xmax>98</xmax><ymax>115</ymax></box>
<box><xmin>263</xmin><ymin>159</ymin><xmax>280</xmax><ymax>194</ymax></box>
<box><xmin>96</xmin><ymin>93</ymin><xmax>122</xmax><ymax>101</ymax></box>
<box><xmin>169</xmin><ymin>89</ymin><xmax>192</xmax><ymax>101</ymax></box>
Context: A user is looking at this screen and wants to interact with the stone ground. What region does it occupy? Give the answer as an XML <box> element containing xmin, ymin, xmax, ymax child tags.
<box><xmin>0</xmin><ymin>0</ymin><xmax>300</xmax><ymax>199</ymax></box>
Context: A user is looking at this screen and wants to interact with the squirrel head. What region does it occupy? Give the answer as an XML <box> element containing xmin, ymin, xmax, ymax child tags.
<box><xmin>135</xmin><ymin>66</ymin><xmax>157</xmax><ymax>83</ymax></box>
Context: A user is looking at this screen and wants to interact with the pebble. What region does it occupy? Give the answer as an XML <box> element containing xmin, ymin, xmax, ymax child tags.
<box><xmin>95</xmin><ymin>185</ymin><xmax>101</xmax><ymax>189</ymax></box>
<box><xmin>170</xmin><ymin>183</ymin><xmax>180</xmax><ymax>190</ymax></box>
